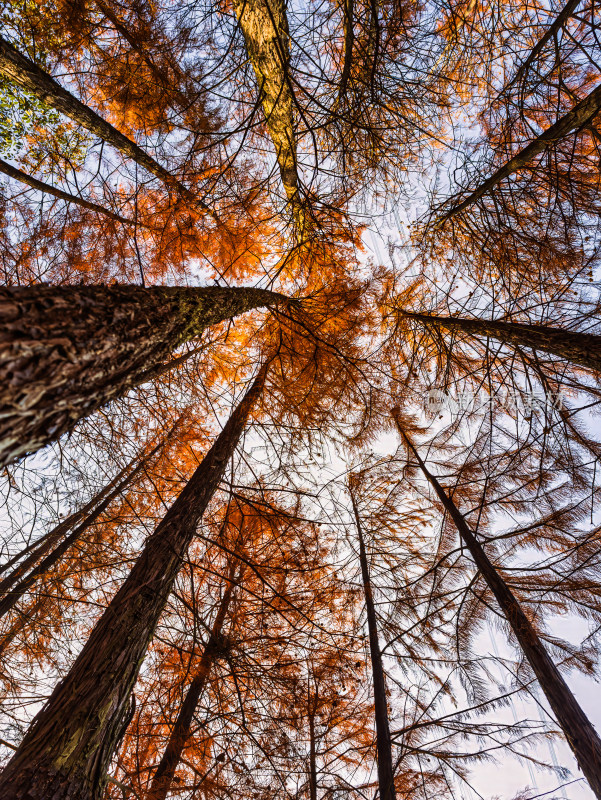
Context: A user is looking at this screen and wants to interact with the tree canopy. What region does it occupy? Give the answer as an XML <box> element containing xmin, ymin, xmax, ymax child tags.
<box><xmin>0</xmin><ymin>0</ymin><xmax>601</xmax><ymax>798</ymax></box>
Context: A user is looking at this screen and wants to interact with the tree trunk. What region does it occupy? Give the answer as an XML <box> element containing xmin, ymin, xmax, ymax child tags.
<box><xmin>505</xmin><ymin>0</ymin><xmax>583</xmax><ymax>94</ymax></box>
<box><xmin>403</xmin><ymin>310</ymin><xmax>601</xmax><ymax>373</ymax></box>
<box><xmin>350</xmin><ymin>490</ymin><xmax>397</xmax><ymax>800</ymax></box>
<box><xmin>0</xmin><ymin>36</ymin><xmax>216</xmax><ymax>220</ymax></box>
<box><xmin>0</xmin><ymin>364</ymin><xmax>267</xmax><ymax>800</ymax></box>
<box><xmin>0</xmin><ymin>157</ymin><xmax>135</xmax><ymax>225</ymax></box>
<box><xmin>0</xmin><ymin>439</ymin><xmax>163</xmax><ymax>620</ymax></box>
<box><xmin>146</xmin><ymin>565</ymin><xmax>239</xmax><ymax>800</ymax></box>
<box><xmin>0</xmin><ymin>283</ymin><xmax>283</xmax><ymax>466</ymax></box>
<box><xmin>231</xmin><ymin>0</ymin><xmax>304</xmax><ymax>230</ymax></box>
<box><xmin>442</xmin><ymin>81</ymin><xmax>601</xmax><ymax>220</ymax></box>
<box><xmin>308</xmin><ymin>708</ymin><xmax>318</xmax><ymax>800</ymax></box>
<box><xmin>395</xmin><ymin>417</ymin><xmax>601</xmax><ymax>800</ymax></box>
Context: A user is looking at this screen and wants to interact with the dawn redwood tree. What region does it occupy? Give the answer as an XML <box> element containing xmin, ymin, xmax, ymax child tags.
<box><xmin>0</xmin><ymin>361</ymin><xmax>268</xmax><ymax>800</ymax></box>
<box><xmin>394</xmin><ymin>416</ymin><xmax>601</xmax><ymax>800</ymax></box>
<box><xmin>349</xmin><ymin>483</ymin><xmax>396</xmax><ymax>800</ymax></box>
<box><xmin>0</xmin><ymin>158</ymin><xmax>136</xmax><ymax>225</ymax></box>
<box><xmin>401</xmin><ymin>310</ymin><xmax>601</xmax><ymax>374</ymax></box>
<box><xmin>0</xmin><ymin>283</ymin><xmax>285</xmax><ymax>466</ymax></box>
<box><xmin>0</xmin><ymin>415</ymin><xmax>188</xmax><ymax>619</ymax></box>
<box><xmin>0</xmin><ymin>36</ymin><xmax>218</xmax><ymax>219</ymax></box>
<box><xmin>146</xmin><ymin>558</ymin><xmax>242</xmax><ymax>800</ymax></box>
<box><xmin>232</xmin><ymin>0</ymin><xmax>304</xmax><ymax>230</ymax></box>
<box><xmin>439</xmin><ymin>80</ymin><xmax>601</xmax><ymax>220</ymax></box>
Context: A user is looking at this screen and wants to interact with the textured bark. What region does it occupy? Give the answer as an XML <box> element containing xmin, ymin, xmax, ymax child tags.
<box><xmin>442</xmin><ymin>81</ymin><xmax>601</xmax><ymax>219</ymax></box>
<box><xmin>0</xmin><ymin>365</ymin><xmax>267</xmax><ymax>800</ymax></box>
<box><xmin>396</xmin><ymin>419</ymin><xmax>601</xmax><ymax>800</ymax></box>
<box><xmin>350</xmin><ymin>491</ymin><xmax>396</xmax><ymax>800</ymax></box>
<box><xmin>0</xmin><ymin>37</ymin><xmax>216</xmax><ymax>219</ymax></box>
<box><xmin>232</xmin><ymin>0</ymin><xmax>304</xmax><ymax>228</ymax></box>
<box><xmin>0</xmin><ymin>157</ymin><xmax>134</xmax><ymax>225</ymax></box>
<box><xmin>0</xmin><ymin>283</ymin><xmax>284</xmax><ymax>466</ymax></box>
<box><xmin>403</xmin><ymin>310</ymin><xmax>601</xmax><ymax>373</ymax></box>
<box><xmin>146</xmin><ymin>567</ymin><xmax>238</xmax><ymax>800</ymax></box>
<box><xmin>0</xmin><ymin>441</ymin><xmax>163</xmax><ymax>619</ymax></box>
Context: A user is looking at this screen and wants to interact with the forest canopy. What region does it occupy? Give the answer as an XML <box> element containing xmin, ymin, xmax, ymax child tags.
<box><xmin>0</xmin><ymin>0</ymin><xmax>601</xmax><ymax>799</ymax></box>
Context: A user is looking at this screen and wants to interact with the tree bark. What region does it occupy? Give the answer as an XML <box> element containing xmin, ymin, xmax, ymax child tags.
<box><xmin>441</xmin><ymin>81</ymin><xmax>601</xmax><ymax>220</ymax></box>
<box><xmin>403</xmin><ymin>310</ymin><xmax>601</xmax><ymax>373</ymax></box>
<box><xmin>350</xmin><ymin>489</ymin><xmax>397</xmax><ymax>800</ymax></box>
<box><xmin>0</xmin><ymin>283</ymin><xmax>283</xmax><ymax>466</ymax></box>
<box><xmin>308</xmin><ymin>708</ymin><xmax>318</xmax><ymax>800</ymax></box>
<box><xmin>146</xmin><ymin>565</ymin><xmax>239</xmax><ymax>800</ymax></box>
<box><xmin>0</xmin><ymin>36</ymin><xmax>216</xmax><ymax>220</ymax></box>
<box><xmin>0</xmin><ymin>439</ymin><xmax>164</xmax><ymax>620</ymax></box>
<box><xmin>231</xmin><ymin>0</ymin><xmax>304</xmax><ymax>229</ymax></box>
<box><xmin>394</xmin><ymin>417</ymin><xmax>601</xmax><ymax>800</ymax></box>
<box><xmin>0</xmin><ymin>364</ymin><xmax>268</xmax><ymax>800</ymax></box>
<box><xmin>0</xmin><ymin>157</ymin><xmax>135</xmax><ymax>225</ymax></box>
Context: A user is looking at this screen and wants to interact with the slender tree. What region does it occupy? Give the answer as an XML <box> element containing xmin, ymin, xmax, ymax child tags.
<box><xmin>402</xmin><ymin>310</ymin><xmax>601</xmax><ymax>373</ymax></box>
<box><xmin>349</xmin><ymin>483</ymin><xmax>396</xmax><ymax>800</ymax></box>
<box><xmin>0</xmin><ymin>430</ymin><xmax>173</xmax><ymax>619</ymax></box>
<box><xmin>0</xmin><ymin>361</ymin><xmax>268</xmax><ymax>800</ymax></box>
<box><xmin>394</xmin><ymin>415</ymin><xmax>601</xmax><ymax>800</ymax></box>
<box><xmin>146</xmin><ymin>559</ymin><xmax>241</xmax><ymax>800</ymax></box>
<box><xmin>0</xmin><ymin>36</ymin><xmax>217</xmax><ymax>219</ymax></box>
<box><xmin>0</xmin><ymin>283</ymin><xmax>284</xmax><ymax>466</ymax></box>
<box><xmin>0</xmin><ymin>158</ymin><xmax>136</xmax><ymax>225</ymax></box>
<box><xmin>440</xmin><ymin>81</ymin><xmax>601</xmax><ymax>220</ymax></box>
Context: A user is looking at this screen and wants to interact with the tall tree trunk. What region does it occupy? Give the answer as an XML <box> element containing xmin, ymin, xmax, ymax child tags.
<box><xmin>350</xmin><ymin>489</ymin><xmax>396</xmax><ymax>800</ymax></box>
<box><xmin>0</xmin><ymin>364</ymin><xmax>268</xmax><ymax>800</ymax></box>
<box><xmin>231</xmin><ymin>0</ymin><xmax>304</xmax><ymax>231</ymax></box>
<box><xmin>394</xmin><ymin>416</ymin><xmax>601</xmax><ymax>800</ymax></box>
<box><xmin>0</xmin><ymin>37</ymin><xmax>216</xmax><ymax>220</ymax></box>
<box><xmin>0</xmin><ymin>283</ymin><xmax>283</xmax><ymax>466</ymax></box>
<box><xmin>441</xmin><ymin>81</ymin><xmax>601</xmax><ymax>220</ymax></box>
<box><xmin>146</xmin><ymin>563</ymin><xmax>240</xmax><ymax>800</ymax></box>
<box><xmin>0</xmin><ymin>157</ymin><xmax>135</xmax><ymax>225</ymax></box>
<box><xmin>308</xmin><ymin>708</ymin><xmax>318</xmax><ymax>800</ymax></box>
<box><xmin>505</xmin><ymin>0</ymin><xmax>583</xmax><ymax>94</ymax></box>
<box><xmin>402</xmin><ymin>310</ymin><xmax>601</xmax><ymax>373</ymax></box>
<box><xmin>0</xmin><ymin>439</ymin><xmax>163</xmax><ymax>620</ymax></box>
<box><xmin>338</xmin><ymin>0</ymin><xmax>355</xmax><ymax>100</ymax></box>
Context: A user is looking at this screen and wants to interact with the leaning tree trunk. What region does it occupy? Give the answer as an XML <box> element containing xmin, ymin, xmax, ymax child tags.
<box><xmin>146</xmin><ymin>563</ymin><xmax>240</xmax><ymax>800</ymax></box>
<box><xmin>350</xmin><ymin>490</ymin><xmax>397</xmax><ymax>800</ymax></box>
<box><xmin>402</xmin><ymin>310</ymin><xmax>601</xmax><ymax>373</ymax></box>
<box><xmin>395</xmin><ymin>416</ymin><xmax>601</xmax><ymax>800</ymax></box>
<box><xmin>0</xmin><ymin>157</ymin><xmax>135</xmax><ymax>225</ymax></box>
<box><xmin>441</xmin><ymin>81</ymin><xmax>601</xmax><ymax>220</ymax></box>
<box><xmin>0</xmin><ymin>36</ymin><xmax>216</xmax><ymax>219</ymax></box>
<box><xmin>0</xmin><ymin>364</ymin><xmax>268</xmax><ymax>800</ymax></box>
<box><xmin>232</xmin><ymin>0</ymin><xmax>304</xmax><ymax>231</ymax></box>
<box><xmin>0</xmin><ymin>283</ymin><xmax>284</xmax><ymax>467</ymax></box>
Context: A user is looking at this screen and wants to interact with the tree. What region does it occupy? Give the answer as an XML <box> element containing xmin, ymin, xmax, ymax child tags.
<box><xmin>0</xmin><ymin>157</ymin><xmax>136</xmax><ymax>225</ymax></box>
<box><xmin>349</xmin><ymin>481</ymin><xmax>396</xmax><ymax>800</ymax></box>
<box><xmin>0</xmin><ymin>362</ymin><xmax>268</xmax><ymax>800</ymax></box>
<box><xmin>0</xmin><ymin>36</ymin><xmax>219</xmax><ymax>220</ymax></box>
<box><xmin>401</xmin><ymin>310</ymin><xmax>601</xmax><ymax>373</ymax></box>
<box><xmin>0</xmin><ymin>283</ymin><xmax>284</xmax><ymax>466</ymax></box>
<box><xmin>394</xmin><ymin>415</ymin><xmax>601</xmax><ymax>800</ymax></box>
